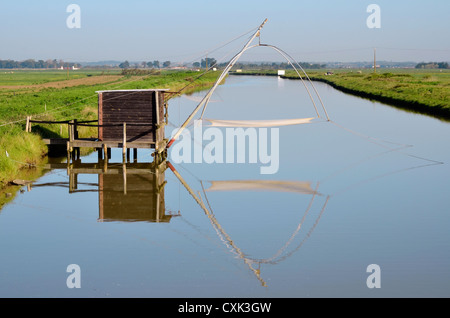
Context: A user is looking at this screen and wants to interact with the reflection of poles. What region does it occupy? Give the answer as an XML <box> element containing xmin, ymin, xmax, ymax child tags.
<box><xmin>123</xmin><ymin>162</ymin><xmax>127</xmax><ymax>195</ymax></box>
<box><xmin>249</xmin><ymin>195</ymin><xmax>330</xmax><ymax>265</ymax></box>
<box><xmin>167</xmin><ymin>162</ymin><xmax>267</xmax><ymax>287</ymax></box>
<box><xmin>203</xmin><ymin>179</ymin><xmax>331</xmax><ymax>266</ymax></box>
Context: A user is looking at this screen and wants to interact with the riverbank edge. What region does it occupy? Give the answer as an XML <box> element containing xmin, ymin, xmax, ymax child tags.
<box><xmin>230</xmin><ymin>72</ymin><xmax>450</xmax><ymax>121</ymax></box>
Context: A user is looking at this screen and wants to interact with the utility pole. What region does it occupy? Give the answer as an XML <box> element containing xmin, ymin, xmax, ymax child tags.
<box><xmin>373</xmin><ymin>48</ymin><xmax>377</xmax><ymax>73</ymax></box>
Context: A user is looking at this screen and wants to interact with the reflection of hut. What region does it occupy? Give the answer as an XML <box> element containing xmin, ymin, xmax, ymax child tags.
<box><xmin>42</xmin><ymin>159</ymin><xmax>170</xmax><ymax>222</ymax></box>
<box><xmin>98</xmin><ymin>161</ymin><xmax>168</xmax><ymax>222</ymax></box>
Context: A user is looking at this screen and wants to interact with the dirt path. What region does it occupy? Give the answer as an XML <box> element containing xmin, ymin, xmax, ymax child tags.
<box><xmin>0</xmin><ymin>75</ymin><xmax>124</xmax><ymax>91</ymax></box>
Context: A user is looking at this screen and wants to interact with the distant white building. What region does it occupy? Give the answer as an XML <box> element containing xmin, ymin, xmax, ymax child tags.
<box><xmin>277</xmin><ymin>70</ymin><xmax>285</xmax><ymax>76</ymax></box>
<box><xmin>59</xmin><ymin>66</ymin><xmax>79</xmax><ymax>70</ymax></box>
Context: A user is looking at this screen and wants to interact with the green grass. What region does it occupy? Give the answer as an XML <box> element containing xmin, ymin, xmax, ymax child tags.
<box><xmin>0</xmin><ymin>69</ymin><xmax>120</xmax><ymax>86</ymax></box>
<box><xmin>0</xmin><ymin>69</ymin><xmax>220</xmax><ymax>190</ymax></box>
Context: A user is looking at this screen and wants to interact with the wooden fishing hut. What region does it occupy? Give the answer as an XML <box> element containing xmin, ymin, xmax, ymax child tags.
<box><xmin>33</xmin><ymin>88</ymin><xmax>169</xmax><ymax>162</ymax></box>
<box><xmin>95</xmin><ymin>88</ymin><xmax>168</xmax><ymax>161</ymax></box>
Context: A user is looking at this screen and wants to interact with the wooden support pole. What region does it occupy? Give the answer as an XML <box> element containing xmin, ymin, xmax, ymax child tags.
<box><xmin>103</xmin><ymin>144</ymin><xmax>108</xmax><ymax>162</ymax></box>
<box><xmin>25</xmin><ymin>116</ymin><xmax>32</xmax><ymax>132</ymax></box>
<box><xmin>69</xmin><ymin>172</ymin><xmax>74</xmax><ymax>193</ymax></box>
<box><xmin>97</xmin><ymin>148</ymin><xmax>102</xmax><ymax>160</ymax></box>
<box><xmin>123</xmin><ymin>163</ymin><xmax>127</xmax><ymax>195</ymax></box>
<box><xmin>122</xmin><ymin>122</ymin><xmax>127</xmax><ymax>162</ymax></box>
<box><xmin>102</xmin><ymin>144</ymin><xmax>108</xmax><ymax>173</ymax></box>
<box><xmin>66</xmin><ymin>141</ymin><xmax>71</xmax><ymax>164</ymax></box>
<box><xmin>69</xmin><ymin>120</ymin><xmax>74</xmax><ymax>142</ymax></box>
<box><xmin>103</xmin><ymin>155</ymin><xmax>108</xmax><ymax>173</ymax></box>
<box><xmin>74</xmin><ymin>119</ymin><xmax>79</xmax><ymax>140</ymax></box>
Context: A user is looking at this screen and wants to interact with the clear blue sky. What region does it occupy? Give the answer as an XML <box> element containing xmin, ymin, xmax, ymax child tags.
<box><xmin>1</xmin><ymin>0</ymin><xmax>449</xmax><ymax>63</ymax></box>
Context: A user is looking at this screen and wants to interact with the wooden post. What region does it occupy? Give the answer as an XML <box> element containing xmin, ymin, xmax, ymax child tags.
<box><xmin>69</xmin><ymin>172</ymin><xmax>74</xmax><ymax>193</ymax></box>
<box><xmin>25</xmin><ymin>116</ymin><xmax>32</xmax><ymax>132</ymax></box>
<box><xmin>74</xmin><ymin>119</ymin><xmax>79</xmax><ymax>140</ymax></box>
<box><xmin>123</xmin><ymin>163</ymin><xmax>127</xmax><ymax>195</ymax></box>
<box><xmin>66</xmin><ymin>141</ymin><xmax>71</xmax><ymax>164</ymax></box>
<box><xmin>74</xmin><ymin>120</ymin><xmax>79</xmax><ymax>159</ymax></box>
<box><xmin>103</xmin><ymin>144</ymin><xmax>108</xmax><ymax>162</ymax></box>
<box><xmin>122</xmin><ymin>122</ymin><xmax>127</xmax><ymax>162</ymax></box>
<box><xmin>69</xmin><ymin>120</ymin><xmax>74</xmax><ymax>142</ymax></box>
<box><xmin>164</xmin><ymin>102</ymin><xmax>168</xmax><ymax>124</ymax></box>
<box><xmin>103</xmin><ymin>144</ymin><xmax>108</xmax><ymax>173</ymax></box>
<box><xmin>73</xmin><ymin>119</ymin><xmax>80</xmax><ymax>158</ymax></box>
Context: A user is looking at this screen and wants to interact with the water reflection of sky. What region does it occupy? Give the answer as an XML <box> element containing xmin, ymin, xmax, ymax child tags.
<box><xmin>1</xmin><ymin>75</ymin><xmax>449</xmax><ymax>297</ymax></box>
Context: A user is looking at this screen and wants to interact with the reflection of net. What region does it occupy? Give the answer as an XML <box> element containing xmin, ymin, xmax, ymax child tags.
<box><xmin>203</xmin><ymin>117</ymin><xmax>317</xmax><ymax>128</ymax></box>
<box><xmin>206</xmin><ymin>180</ymin><xmax>320</xmax><ymax>195</ymax></box>
<box><xmin>203</xmin><ymin>180</ymin><xmax>329</xmax><ymax>266</ymax></box>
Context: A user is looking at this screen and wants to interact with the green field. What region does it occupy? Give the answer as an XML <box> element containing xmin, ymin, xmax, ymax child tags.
<box><xmin>0</xmin><ymin>69</ymin><xmax>120</xmax><ymax>86</ymax></box>
<box><xmin>0</xmin><ymin>69</ymin><xmax>220</xmax><ymax>194</ymax></box>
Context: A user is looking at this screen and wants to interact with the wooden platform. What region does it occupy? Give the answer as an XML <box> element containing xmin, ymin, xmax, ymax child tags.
<box><xmin>43</xmin><ymin>138</ymin><xmax>157</xmax><ymax>149</ymax></box>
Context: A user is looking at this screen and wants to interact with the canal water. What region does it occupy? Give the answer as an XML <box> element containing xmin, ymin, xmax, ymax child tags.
<box><xmin>0</xmin><ymin>75</ymin><xmax>449</xmax><ymax>297</ymax></box>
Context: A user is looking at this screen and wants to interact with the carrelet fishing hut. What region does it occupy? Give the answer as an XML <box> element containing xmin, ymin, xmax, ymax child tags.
<box><xmin>96</xmin><ymin>88</ymin><xmax>168</xmax><ymax>155</ymax></box>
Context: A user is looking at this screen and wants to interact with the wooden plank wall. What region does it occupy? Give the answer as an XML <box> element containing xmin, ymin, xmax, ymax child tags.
<box><xmin>99</xmin><ymin>91</ymin><xmax>159</xmax><ymax>142</ymax></box>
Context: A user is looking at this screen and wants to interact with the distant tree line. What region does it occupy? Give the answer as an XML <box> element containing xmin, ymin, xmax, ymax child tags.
<box><xmin>119</xmin><ymin>60</ymin><xmax>171</xmax><ymax>69</ymax></box>
<box><xmin>0</xmin><ymin>59</ymin><xmax>80</xmax><ymax>69</ymax></box>
<box><xmin>215</xmin><ymin>61</ymin><xmax>326</xmax><ymax>70</ymax></box>
<box><xmin>192</xmin><ymin>58</ymin><xmax>218</xmax><ymax>69</ymax></box>
<box><xmin>415</xmin><ymin>62</ymin><xmax>449</xmax><ymax>69</ymax></box>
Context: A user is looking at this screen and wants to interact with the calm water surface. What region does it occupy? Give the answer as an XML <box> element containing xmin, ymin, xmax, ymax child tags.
<box><xmin>1</xmin><ymin>75</ymin><xmax>449</xmax><ymax>297</ymax></box>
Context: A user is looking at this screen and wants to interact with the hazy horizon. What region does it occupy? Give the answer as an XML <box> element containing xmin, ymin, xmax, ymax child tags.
<box><xmin>1</xmin><ymin>0</ymin><xmax>449</xmax><ymax>64</ymax></box>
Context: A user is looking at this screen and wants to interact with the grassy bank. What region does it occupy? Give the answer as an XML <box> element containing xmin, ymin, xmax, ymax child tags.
<box><xmin>232</xmin><ymin>69</ymin><xmax>450</xmax><ymax>120</ymax></box>
<box><xmin>0</xmin><ymin>69</ymin><xmax>220</xmax><ymax>192</ymax></box>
